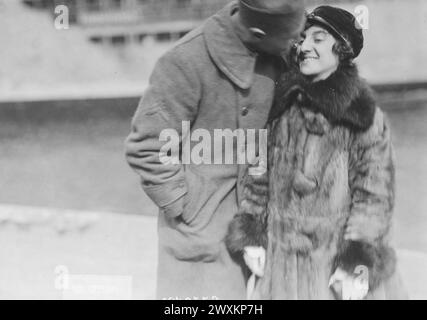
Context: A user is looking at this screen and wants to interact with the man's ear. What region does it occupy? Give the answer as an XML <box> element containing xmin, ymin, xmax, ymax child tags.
<box><xmin>249</xmin><ymin>27</ymin><xmax>266</xmax><ymax>39</ymax></box>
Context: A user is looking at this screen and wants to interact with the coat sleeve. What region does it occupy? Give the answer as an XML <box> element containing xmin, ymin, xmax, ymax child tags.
<box><xmin>334</xmin><ymin>108</ymin><xmax>397</xmax><ymax>290</ymax></box>
<box><xmin>125</xmin><ymin>50</ymin><xmax>200</xmax><ymax>218</ymax></box>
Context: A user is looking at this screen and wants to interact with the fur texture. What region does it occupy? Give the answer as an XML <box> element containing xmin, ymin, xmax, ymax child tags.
<box><xmin>333</xmin><ymin>240</ymin><xmax>397</xmax><ymax>290</ymax></box>
<box><xmin>225</xmin><ymin>213</ymin><xmax>268</xmax><ymax>255</ymax></box>
<box><xmin>226</xmin><ymin>64</ymin><xmax>402</xmax><ymax>299</ymax></box>
<box><xmin>270</xmin><ymin>64</ymin><xmax>376</xmax><ymax>131</ymax></box>
<box><xmin>226</xmin><ymin>173</ymin><xmax>269</xmax><ymax>255</ymax></box>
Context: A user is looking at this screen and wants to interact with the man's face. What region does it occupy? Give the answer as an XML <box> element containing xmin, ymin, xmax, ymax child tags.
<box><xmin>252</xmin><ymin>17</ymin><xmax>305</xmax><ymax>56</ymax></box>
<box><xmin>257</xmin><ymin>30</ymin><xmax>301</xmax><ymax>56</ymax></box>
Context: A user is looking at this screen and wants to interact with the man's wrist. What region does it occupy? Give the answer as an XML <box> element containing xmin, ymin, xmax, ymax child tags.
<box><xmin>161</xmin><ymin>195</ymin><xmax>185</xmax><ymax>218</ymax></box>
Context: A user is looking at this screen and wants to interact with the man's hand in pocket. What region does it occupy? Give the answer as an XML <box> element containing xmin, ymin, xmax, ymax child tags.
<box><xmin>161</xmin><ymin>195</ymin><xmax>185</xmax><ymax>219</ymax></box>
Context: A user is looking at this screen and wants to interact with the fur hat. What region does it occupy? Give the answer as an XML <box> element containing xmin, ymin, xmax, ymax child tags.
<box><xmin>239</xmin><ymin>0</ymin><xmax>306</xmax><ymax>36</ymax></box>
<box><xmin>306</xmin><ymin>6</ymin><xmax>364</xmax><ymax>58</ymax></box>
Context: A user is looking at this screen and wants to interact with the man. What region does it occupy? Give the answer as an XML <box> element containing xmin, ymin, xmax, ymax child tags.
<box><xmin>125</xmin><ymin>0</ymin><xmax>305</xmax><ymax>299</ymax></box>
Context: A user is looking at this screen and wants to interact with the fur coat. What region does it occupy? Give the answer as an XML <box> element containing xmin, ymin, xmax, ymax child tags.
<box><xmin>226</xmin><ymin>64</ymin><xmax>407</xmax><ymax>299</ymax></box>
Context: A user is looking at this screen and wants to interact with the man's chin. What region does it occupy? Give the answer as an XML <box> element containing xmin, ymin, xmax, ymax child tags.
<box><xmin>254</xmin><ymin>45</ymin><xmax>289</xmax><ymax>57</ymax></box>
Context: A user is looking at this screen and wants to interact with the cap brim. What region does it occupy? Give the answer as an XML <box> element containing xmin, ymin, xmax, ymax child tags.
<box><xmin>306</xmin><ymin>14</ymin><xmax>351</xmax><ymax>48</ymax></box>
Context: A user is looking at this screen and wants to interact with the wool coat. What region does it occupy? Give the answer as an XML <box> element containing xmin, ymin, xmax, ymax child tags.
<box><xmin>226</xmin><ymin>64</ymin><xmax>408</xmax><ymax>299</ymax></box>
<box><xmin>125</xmin><ymin>2</ymin><xmax>284</xmax><ymax>299</ymax></box>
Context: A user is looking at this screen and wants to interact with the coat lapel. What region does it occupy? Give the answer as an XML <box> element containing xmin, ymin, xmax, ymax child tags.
<box><xmin>203</xmin><ymin>2</ymin><xmax>257</xmax><ymax>90</ymax></box>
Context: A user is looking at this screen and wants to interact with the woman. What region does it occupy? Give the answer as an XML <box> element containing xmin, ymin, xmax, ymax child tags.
<box><xmin>226</xmin><ymin>6</ymin><xmax>407</xmax><ymax>299</ymax></box>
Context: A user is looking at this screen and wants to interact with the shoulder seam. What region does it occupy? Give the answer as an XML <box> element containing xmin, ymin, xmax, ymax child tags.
<box><xmin>172</xmin><ymin>27</ymin><xmax>204</xmax><ymax>51</ymax></box>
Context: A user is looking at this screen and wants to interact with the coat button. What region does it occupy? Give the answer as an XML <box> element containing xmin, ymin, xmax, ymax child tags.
<box><xmin>241</xmin><ymin>107</ymin><xmax>249</xmax><ymax>116</ymax></box>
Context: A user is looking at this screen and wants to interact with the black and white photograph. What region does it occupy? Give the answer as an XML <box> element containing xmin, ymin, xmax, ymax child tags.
<box><xmin>1</xmin><ymin>0</ymin><xmax>427</xmax><ymax>301</ymax></box>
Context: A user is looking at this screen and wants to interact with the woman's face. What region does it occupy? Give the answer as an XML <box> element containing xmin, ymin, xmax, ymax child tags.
<box><xmin>298</xmin><ymin>25</ymin><xmax>339</xmax><ymax>82</ymax></box>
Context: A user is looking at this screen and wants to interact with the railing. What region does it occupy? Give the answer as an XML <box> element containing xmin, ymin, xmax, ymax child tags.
<box><xmin>72</xmin><ymin>0</ymin><xmax>366</xmax><ymax>26</ymax></box>
<box><xmin>73</xmin><ymin>0</ymin><xmax>231</xmax><ymax>25</ymax></box>
<box><xmin>140</xmin><ymin>0</ymin><xmax>231</xmax><ymax>22</ymax></box>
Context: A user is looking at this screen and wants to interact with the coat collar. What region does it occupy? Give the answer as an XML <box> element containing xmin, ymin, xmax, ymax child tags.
<box><xmin>204</xmin><ymin>2</ymin><xmax>258</xmax><ymax>89</ymax></box>
<box><xmin>271</xmin><ymin>64</ymin><xmax>376</xmax><ymax>131</ymax></box>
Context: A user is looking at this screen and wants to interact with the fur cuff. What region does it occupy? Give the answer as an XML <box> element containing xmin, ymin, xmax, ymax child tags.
<box><xmin>333</xmin><ymin>241</ymin><xmax>397</xmax><ymax>290</ymax></box>
<box><xmin>225</xmin><ymin>213</ymin><xmax>267</xmax><ymax>256</ymax></box>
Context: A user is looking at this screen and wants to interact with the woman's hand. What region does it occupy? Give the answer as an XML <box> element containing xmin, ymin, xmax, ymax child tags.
<box><xmin>243</xmin><ymin>246</ymin><xmax>266</xmax><ymax>277</ymax></box>
<box><xmin>329</xmin><ymin>267</ymin><xmax>369</xmax><ymax>300</ymax></box>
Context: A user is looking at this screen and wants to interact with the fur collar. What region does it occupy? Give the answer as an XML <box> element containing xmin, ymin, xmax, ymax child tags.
<box><xmin>270</xmin><ymin>64</ymin><xmax>376</xmax><ymax>131</ymax></box>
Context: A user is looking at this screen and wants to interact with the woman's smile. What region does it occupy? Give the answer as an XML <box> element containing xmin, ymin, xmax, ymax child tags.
<box><xmin>300</xmin><ymin>55</ymin><xmax>319</xmax><ymax>64</ymax></box>
<box><xmin>301</xmin><ymin>56</ymin><xmax>318</xmax><ymax>61</ymax></box>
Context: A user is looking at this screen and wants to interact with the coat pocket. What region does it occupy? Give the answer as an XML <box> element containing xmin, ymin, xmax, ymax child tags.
<box><xmin>159</xmin><ymin>165</ymin><xmax>237</xmax><ymax>262</ymax></box>
<box><xmin>181</xmin><ymin>164</ymin><xmax>210</xmax><ymax>227</ymax></box>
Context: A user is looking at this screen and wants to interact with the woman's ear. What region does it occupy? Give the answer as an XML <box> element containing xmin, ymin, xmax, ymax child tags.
<box><xmin>249</xmin><ymin>27</ymin><xmax>267</xmax><ymax>39</ymax></box>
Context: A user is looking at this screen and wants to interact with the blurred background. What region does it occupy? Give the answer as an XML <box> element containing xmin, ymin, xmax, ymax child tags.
<box><xmin>0</xmin><ymin>0</ymin><xmax>427</xmax><ymax>299</ymax></box>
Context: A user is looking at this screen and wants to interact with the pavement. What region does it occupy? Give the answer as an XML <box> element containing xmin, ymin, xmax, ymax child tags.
<box><xmin>1</xmin><ymin>205</ymin><xmax>427</xmax><ymax>300</ymax></box>
<box><xmin>0</xmin><ymin>205</ymin><xmax>157</xmax><ymax>299</ymax></box>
